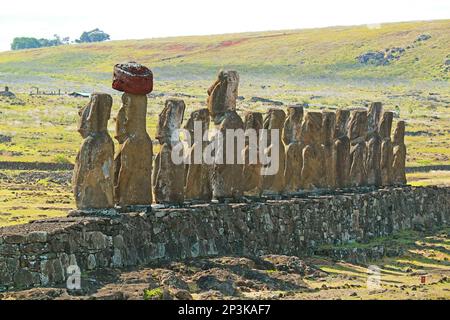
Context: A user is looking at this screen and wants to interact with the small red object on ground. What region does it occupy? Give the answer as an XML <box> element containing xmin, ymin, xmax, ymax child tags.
<box><xmin>112</xmin><ymin>62</ymin><xmax>153</xmax><ymax>95</ymax></box>
<box><xmin>420</xmin><ymin>275</ymin><xmax>426</xmax><ymax>284</ymax></box>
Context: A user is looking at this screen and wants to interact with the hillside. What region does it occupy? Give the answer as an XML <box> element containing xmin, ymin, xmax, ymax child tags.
<box><xmin>0</xmin><ymin>19</ymin><xmax>449</xmax><ymax>91</ymax></box>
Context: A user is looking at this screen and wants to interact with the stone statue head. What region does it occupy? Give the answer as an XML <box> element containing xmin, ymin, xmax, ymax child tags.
<box><xmin>368</xmin><ymin>102</ymin><xmax>383</xmax><ymax>137</ymax></box>
<box><xmin>334</xmin><ymin>109</ymin><xmax>350</xmax><ymax>139</ymax></box>
<box><xmin>244</xmin><ymin>112</ymin><xmax>264</xmax><ymax>131</ymax></box>
<box><xmin>78</xmin><ymin>93</ymin><xmax>112</xmax><ymax>138</ymax></box>
<box><xmin>156</xmin><ymin>99</ymin><xmax>186</xmax><ymax>145</ymax></box>
<box><xmin>287</xmin><ymin>106</ymin><xmax>304</xmax><ymax>123</ymax></box>
<box><xmin>379</xmin><ymin>111</ymin><xmax>394</xmax><ymax>139</ymax></box>
<box><xmin>347</xmin><ymin>110</ymin><xmax>368</xmax><ymax>142</ymax></box>
<box><xmin>393</xmin><ymin>120</ymin><xmax>406</xmax><ymax>145</ymax></box>
<box><xmin>263</xmin><ymin>109</ymin><xmax>286</xmax><ymax>131</ymax></box>
<box><xmin>283</xmin><ymin>106</ymin><xmax>304</xmax><ymax>144</ymax></box>
<box><xmin>301</xmin><ymin>111</ymin><xmax>322</xmax><ymax>145</ymax></box>
<box><xmin>207</xmin><ymin>70</ymin><xmax>239</xmax><ymax>118</ymax></box>
<box><xmin>184</xmin><ymin>108</ymin><xmax>210</xmax><ymax>136</ymax></box>
<box><xmin>322</xmin><ymin>111</ymin><xmax>336</xmax><ymax>146</ymax></box>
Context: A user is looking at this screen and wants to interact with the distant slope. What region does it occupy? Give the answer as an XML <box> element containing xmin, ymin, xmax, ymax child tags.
<box><xmin>0</xmin><ymin>20</ymin><xmax>449</xmax><ymax>89</ymax></box>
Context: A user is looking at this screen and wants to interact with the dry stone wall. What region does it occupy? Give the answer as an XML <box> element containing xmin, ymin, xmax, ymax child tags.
<box><xmin>1</xmin><ymin>186</ymin><xmax>448</xmax><ymax>291</ymax></box>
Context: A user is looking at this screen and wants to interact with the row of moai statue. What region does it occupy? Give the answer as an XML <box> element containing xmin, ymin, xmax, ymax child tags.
<box><xmin>73</xmin><ymin>64</ymin><xmax>407</xmax><ymax>210</ymax></box>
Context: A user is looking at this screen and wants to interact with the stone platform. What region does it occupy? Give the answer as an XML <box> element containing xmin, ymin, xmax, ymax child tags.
<box><xmin>0</xmin><ymin>186</ymin><xmax>449</xmax><ymax>291</ymax></box>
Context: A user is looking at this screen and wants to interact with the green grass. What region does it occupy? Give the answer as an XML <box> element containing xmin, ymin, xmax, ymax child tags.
<box><xmin>0</xmin><ymin>20</ymin><xmax>449</xmax><ymax>89</ymax></box>
<box><xmin>143</xmin><ymin>288</ymin><xmax>164</xmax><ymax>300</ymax></box>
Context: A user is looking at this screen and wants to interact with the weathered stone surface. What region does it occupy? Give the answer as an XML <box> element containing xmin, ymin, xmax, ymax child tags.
<box><xmin>114</xmin><ymin>94</ymin><xmax>153</xmax><ymax>207</ymax></box>
<box><xmin>334</xmin><ymin>109</ymin><xmax>351</xmax><ymax>188</ymax></box>
<box><xmin>153</xmin><ymin>99</ymin><xmax>186</xmax><ymax>204</ymax></box>
<box><xmin>207</xmin><ymin>70</ymin><xmax>239</xmax><ymax>117</ymax></box>
<box><xmin>365</xmin><ymin>102</ymin><xmax>383</xmax><ymax>187</ymax></box>
<box><xmin>1</xmin><ymin>186</ymin><xmax>448</xmax><ymax>291</ymax></box>
<box><xmin>392</xmin><ymin>121</ymin><xmax>407</xmax><ymax>185</ymax></box>
<box><xmin>300</xmin><ymin>112</ymin><xmax>323</xmax><ymax>190</ymax></box>
<box><xmin>242</xmin><ymin>112</ymin><xmax>264</xmax><ymax>196</ymax></box>
<box><xmin>348</xmin><ymin>110</ymin><xmax>368</xmax><ymax>187</ymax></box>
<box><xmin>321</xmin><ymin>111</ymin><xmax>336</xmax><ymax>189</ymax></box>
<box><xmin>211</xmin><ymin>110</ymin><xmax>245</xmax><ymax>200</ymax></box>
<box><xmin>283</xmin><ymin>107</ymin><xmax>304</xmax><ymax>192</ymax></box>
<box><xmin>208</xmin><ymin>70</ymin><xmax>244</xmax><ymax>201</ymax></box>
<box><xmin>366</xmin><ymin>134</ymin><xmax>382</xmax><ymax>186</ymax></box>
<box><xmin>379</xmin><ymin>111</ymin><xmax>394</xmax><ymax>186</ymax></box>
<box><xmin>184</xmin><ymin>109</ymin><xmax>212</xmax><ymax>201</ymax></box>
<box><xmin>282</xmin><ymin>106</ymin><xmax>303</xmax><ymax>146</ymax></box>
<box><xmin>112</xmin><ymin>62</ymin><xmax>153</xmax><ymax>95</ymax></box>
<box><xmin>368</xmin><ymin>102</ymin><xmax>383</xmax><ymax>137</ymax></box>
<box><xmin>262</xmin><ymin>109</ymin><xmax>286</xmax><ymax>194</ymax></box>
<box><xmin>73</xmin><ymin>93</ymin><xmax>114</xmax><ymax>210</ymax></box>
<box><xmin>334</xmin><ymin>109</ymin><xmax>350</xmax><ymax>139</ymax></box>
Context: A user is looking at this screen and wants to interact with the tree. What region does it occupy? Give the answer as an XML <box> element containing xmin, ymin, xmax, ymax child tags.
<box><xmin>11</xmin><ymin>37</ymin><xmax>42</xmax><ymax>50</ymax></box>
<box><xmin>11</xmin><ymin>34</ymin><xmax>64</xmax><ymax>50</ymax></box>
<box><xmin>76</xmin><ymin>29</ymin><xmax>110</xmax><ymax>43</ymax></box>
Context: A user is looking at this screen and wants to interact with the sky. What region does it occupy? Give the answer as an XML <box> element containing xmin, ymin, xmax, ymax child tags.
<box><xmin>0</xmin><ymin>0</ymin><xmax>449</xmax><ymax>51</ymax></box>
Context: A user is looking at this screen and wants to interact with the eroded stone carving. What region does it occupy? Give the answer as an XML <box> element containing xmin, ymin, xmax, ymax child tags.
<box><xmin>348</xmin><ymin>110</ymin><xmax>368</xmax><ymax>187</ymax></box>
<box><xmin>242</xmin><ymin>112</ymin><xmax>264</xmax><ymax>196</ymax></box>
<box><xmin>208</xmin><ymin>70</ymin><xmax>244</xmax><ymax>201</ymax></box>
<box><xmin>321</xmin><ymin>111</ymin><xmax>336</xmax><ymax>189</ymax></box>
<box><xmin>300</xmin><ymin>111</ymin><xmax>323</xmax><ymax>190</ymax></box>
<box><xmin>72</xmin><ymin>65</ymin><xmax>411</xmax><ymax>210</ymax></box>
<box><xmin>114</xmin><ymin>94</ymin><xmax>153</xmax><ymax>207</ymax></box>
<box><xmin>153</xmin><ymin>99</ymin><xmax>186</xmax><ymax>204</ymax></box>
<box><xmin>379</xmin><ymin>111</ymin><xmax>394</xmax><ymax>186</ymax></box>
<box><xmin>392</xmin><ymin>120</ymin><xmax>407</xmax><ymax>185</ymax></box>
<box><xmin>283</xmin><ymin>106</ymin><xmax>304</xmax><ymax>192</ymax></box>
<box><xmin>262</xmin><ymin>109</ymin><xmax>286</xmax><ymax>195</ymax></box>
<box><xmin>334</xmin><ymin>109</ymin><xmax>351</xmax><ymax>188</ymax></box>
<box><xmin>73</xmin><ymin>93</ymin><xmax>114</xmax><ymax>210</ymax></box>
<box><xmin>184</xmin><ymin>108</ymin><xmax>212</xmax><ymax>201</ymax></box>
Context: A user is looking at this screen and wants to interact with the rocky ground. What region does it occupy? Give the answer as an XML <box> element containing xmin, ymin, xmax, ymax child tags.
<box><xmin>1</xmin><ymin>228</ymin><xmax>449</xmax><ymax>300</ymax></box>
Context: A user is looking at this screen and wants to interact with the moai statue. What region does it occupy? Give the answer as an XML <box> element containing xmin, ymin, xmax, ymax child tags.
<box><xmin>184</xmin><ymin>108</ymin><xmax>212</xmax><ymax>201</ymax></box>
<box><xmin>334</xmin><ymin>109</ymin><xmax>351</xmax><ymax>188</ymax></box>
<box><xmin>73</xmin><ymin>93</ymin><xmax>114</xmax><ymax>210</ymax></box>
<box><xmin>207</xmin><ymin>70</ymin><xmax>244</xmax><ymax>201</ymax></box>
<box><xmin>348</xmin><ymin>110</ymin><xmax>368</xmax><ymax>187</ymax></box>
<box><xmin>379</xmin><ymin>111</ymin><xmax>394</xmax><ymax>186</ymax></box>
<box><xmin>112</xmin><ymin>62</ymin><xmax>154</xmax><ymax>208</ymax></box>
<box><xmin>366</xmin><ymin>102</ymin><xmax>383</xmax><ymax>186</ymax></box>
<box><xmin>153</xmin><ymin>99</ymin><xmax>186</xmax><ymax>204</ymax></box>
<box><xmin>262</xmin><ymin>109</ymin><xmax>286</xmax><ymax>195</ymax></box>
<box><xmin>300</xmin><ymin>111</ymin><xmax>324</xmax><ymax>190</ymax></box>
<box><xmin>321</xmin><ymin>111</ymin><xmax>336</xmax><ymax>189</ymax></box>
<box><xmin>392</xmin><ymin>120</ymin><xmax>407</xmax><ymax>185</ymax></box>
<box><xmin>283</xmin><ymin>106</ymin><xmax>304</xmax><ymax>193</ymax></box>
<box><xmin>242</xmin><ymin>112</ymin><xmax>264</xmax><ymax>197</ymax></box>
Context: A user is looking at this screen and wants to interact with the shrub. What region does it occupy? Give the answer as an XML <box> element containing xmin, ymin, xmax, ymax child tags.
<box><xmin>143</xmin><ymin>288</ymin><xmax>163</xmax><ymax>300</ymax></box>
